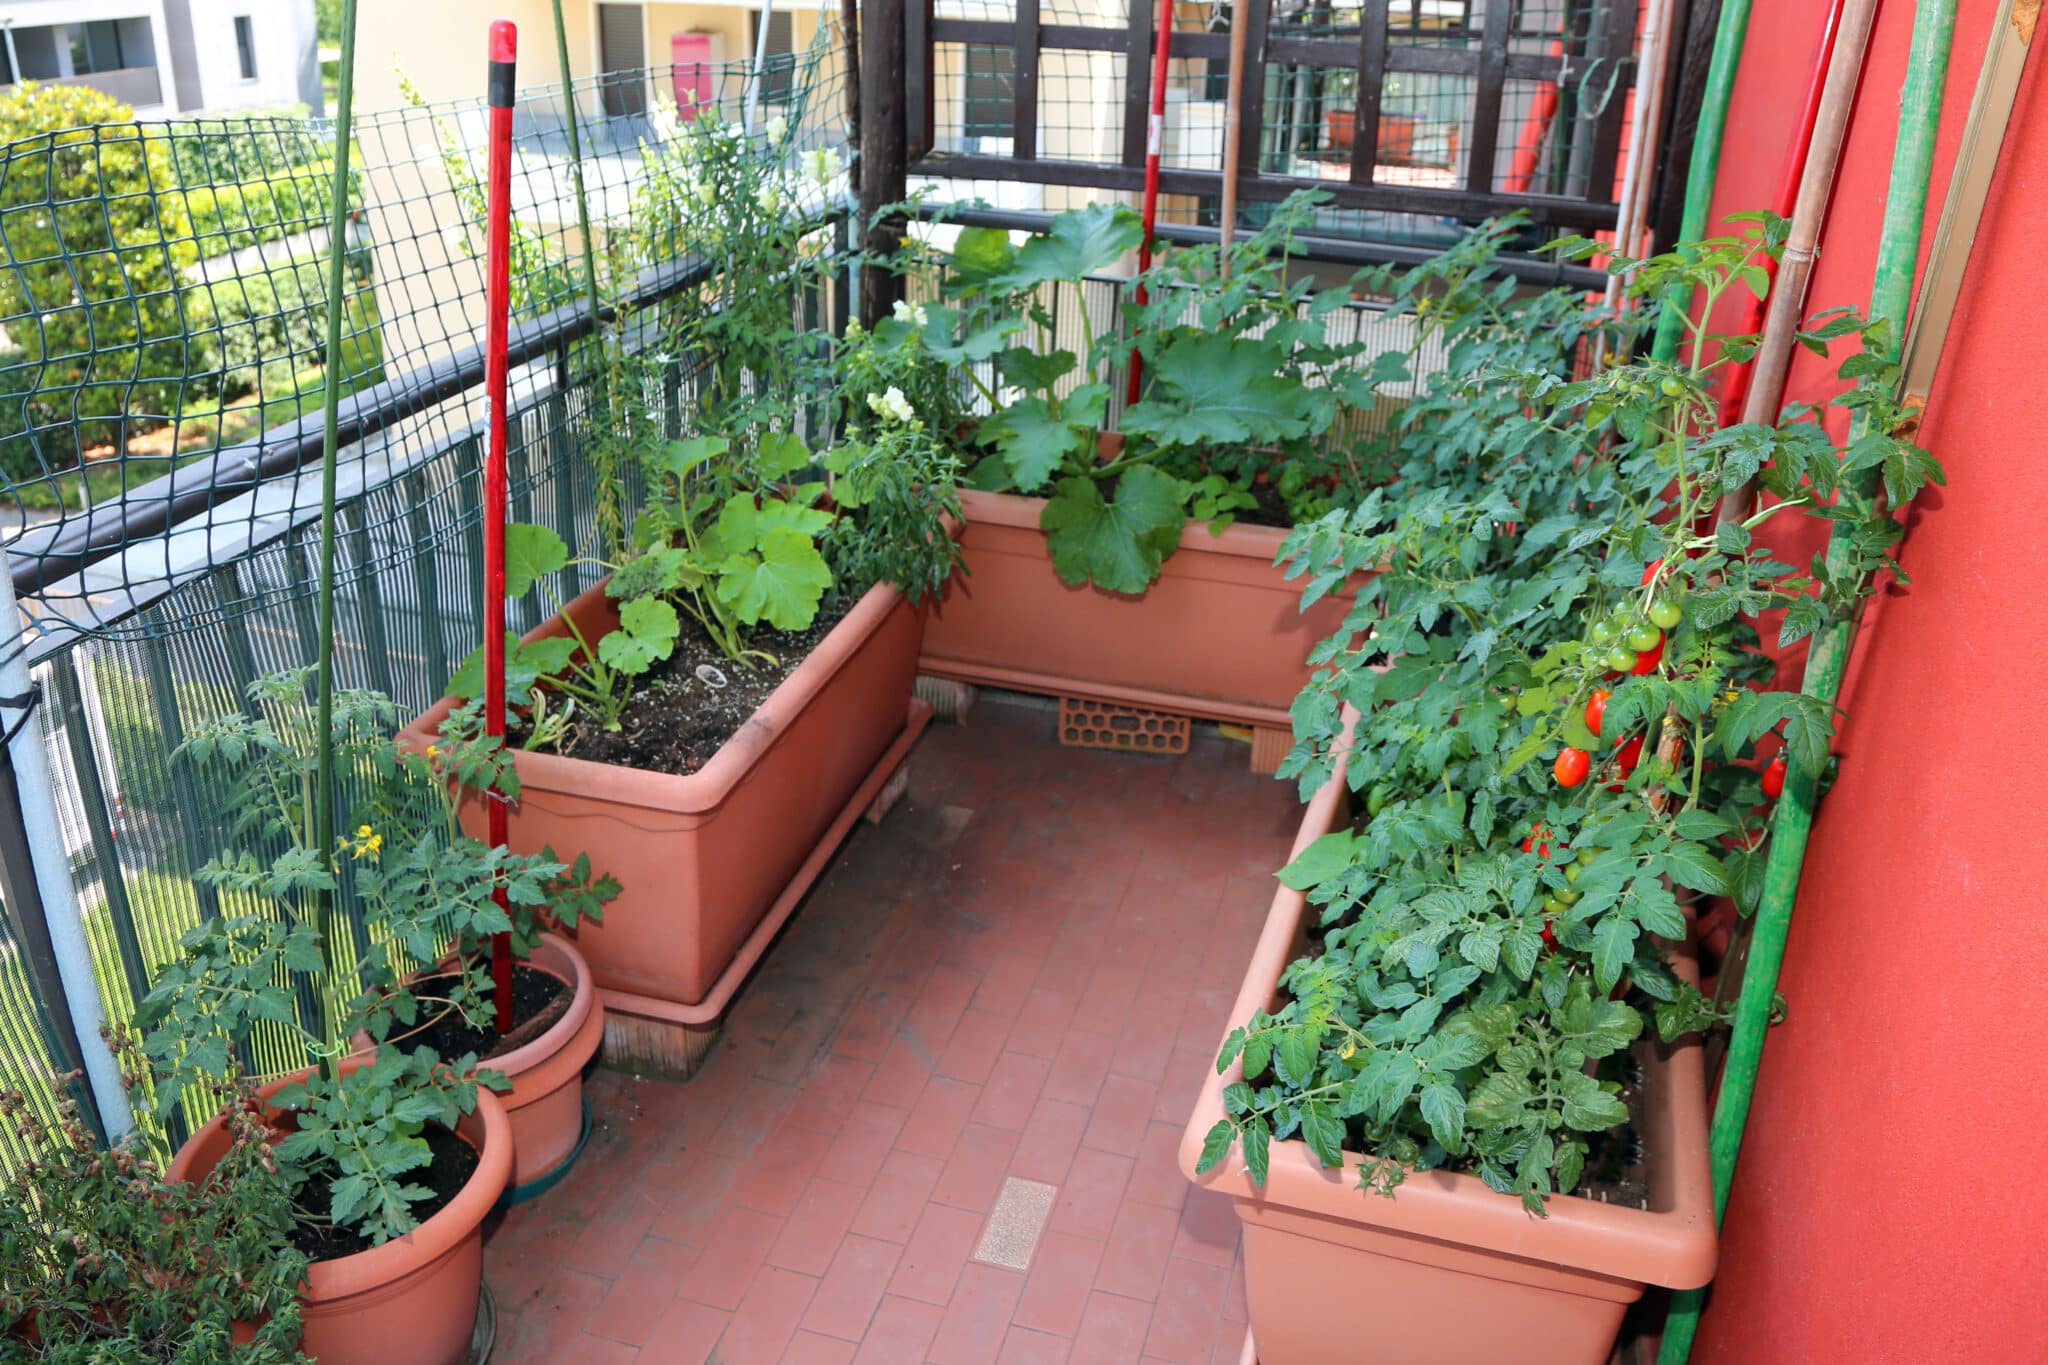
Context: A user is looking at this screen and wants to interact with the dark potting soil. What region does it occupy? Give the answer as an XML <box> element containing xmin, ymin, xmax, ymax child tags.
<box><xmin>1238</xmin><ymin>478</ymin><xmax>1297</xmax><ymax>529</ymax></box>
<box><xmin>290</xmin><ymin>1125</ymin><xmax>480</xmax><ymax>1262</ymax></box>
<box><xmin>517</xmin><ymin>604</ymin><xmax>848</xmax><ymax>777</ymax></box>
<box><xmin>393</xmin><ymin>964</ymin><xmax>568</xmax><ymax>1066</ymax></box>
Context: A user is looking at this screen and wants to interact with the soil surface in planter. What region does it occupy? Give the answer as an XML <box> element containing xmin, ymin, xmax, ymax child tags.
<box><xmin>290</xmin><ymin>1126</ymin><xmax>480</xmax><ymax>1261</ymax></box>
<box><xmin>394</xmin><ymin>964</ymin><xmax>568</xmax><ymax>1066</ymax></box>
<box><xmin>514</xmin><ymin>604</ymin><xmax>848</xmax><ymax>776</ymax></box>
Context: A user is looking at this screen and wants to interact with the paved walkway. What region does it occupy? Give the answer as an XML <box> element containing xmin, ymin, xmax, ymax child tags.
<box><xmin>483</xmin><ymin>695</ymin><xmax>1302</xmax><ymax>1364</ymax></box>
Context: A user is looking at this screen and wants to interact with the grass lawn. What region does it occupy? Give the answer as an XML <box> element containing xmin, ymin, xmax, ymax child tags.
<box><xmin>11</xmin><ymin>286</ymin><xmax>385</xmax><ymax>514</ymax></box>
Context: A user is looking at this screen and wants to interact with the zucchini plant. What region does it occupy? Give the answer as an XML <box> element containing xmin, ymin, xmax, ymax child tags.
<box><xmin>922</xmin><ymin>191</ymin><xmax>1382</xmax><ymax>592</ymax></box>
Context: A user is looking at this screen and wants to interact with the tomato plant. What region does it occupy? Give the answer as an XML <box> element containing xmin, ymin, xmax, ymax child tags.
<box><xmin>1201</xmin><ymin>213</ymin><xmax>1945</xmax><ymax>1214</ymax></box>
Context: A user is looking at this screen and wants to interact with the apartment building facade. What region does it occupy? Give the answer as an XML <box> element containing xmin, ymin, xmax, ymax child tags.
<box><xmin>0</xmin><ymin>0</ymin><xmax>320</xmax><ymax>115</ymax></box>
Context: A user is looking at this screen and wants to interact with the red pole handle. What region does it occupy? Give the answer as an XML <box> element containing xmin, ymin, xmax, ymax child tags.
<box><xmin>1126</xmin><ymin>0</ymin><xmax>1174</xmax><ymax>407</ymax></box>
<box><xmin>484</xmin><ymin>18</ymin><xmax>516</xmax><ymax>1032</ymax></box>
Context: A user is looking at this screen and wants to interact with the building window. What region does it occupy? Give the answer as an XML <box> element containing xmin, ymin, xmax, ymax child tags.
<box><xmin>234</xmin><ymin>16</ymin><xmax>257</xmax><ymax>80</ymax></box>
<box><xmin>68</xmin><ymin>20</ymin><xmax>128</xmax><ymax>74</ymax></box>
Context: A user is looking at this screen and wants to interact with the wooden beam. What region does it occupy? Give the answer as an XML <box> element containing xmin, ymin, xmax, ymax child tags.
<box><xmin>1121</xmin><ymin>0</ymin><xmax>1152</xmax><ymax>168</ymax></box>
<box><xmin>860</xmin><ymin>0</ymin><xmax>908</xmax><ymax>326</ymax></box>
<box><xmin>1463</xmin><ymin>0</ymin><xmax>1514</xmax><ymax>195</ymax></box>
<box><xmin>1013</xmin><ymin>0</ymin><xmax>1040</xmax><ymax>159</ymax></box>
<box><xmin>1349</xmin><ymin>0</ymin><xmax>1392</xmax><ymax>186</ymax></box>
<box><xmin>1237</xmin><ymin>0</ymin><xmax>1272</xmax><ymax>189</ymax></box>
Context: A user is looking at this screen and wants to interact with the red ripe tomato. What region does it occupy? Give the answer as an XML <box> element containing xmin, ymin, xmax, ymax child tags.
<box><xmin>1630</xmin><ymin>633</ymin><xmax>1665</xmax><ymax>675</ymax></box>
<box><xmin>1554</xmin><ymin>747</ymin><xmax>1591</xmax><ymax>788</ymax></box>
<box><xmin>1762</xmin><ymin>754</ymin><xmax>1787</xmax><ymax>799</ymax></box>
<box><xmin>1520</xmin><ymin>822</ymin><xmax>1553</xmax><ymax>861</ymax></box>
<box><xmin>1541</xmin><ymin>919</ymin><xmax>1558</xmax><ymax>950</ymax></box>
<box><xmin>1584</xmin><ymin>689</ymin><xmax>1611</xmax><ymax>738</ymax></box>
<box><xmin>1641</xmin><ymin>558</ymin><xmax>1663</xmax><ymax>586</ymax></box>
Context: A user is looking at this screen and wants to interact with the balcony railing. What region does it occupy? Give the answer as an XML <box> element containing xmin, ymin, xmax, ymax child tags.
<box><xmin>2</xmin><ymin>65</ymin><xmax>165</xmax><ymax>108</ymax></box>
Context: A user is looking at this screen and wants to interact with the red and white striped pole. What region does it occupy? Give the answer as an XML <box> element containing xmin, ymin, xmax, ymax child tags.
<box><xmin>484</xmin><ymin>18</ymin><xmax>517</xmax><ymax>1031</ymax></box>
<box><xmin>1126</xmin><ymin>0</ymin><xmax>1174</xmax><ymax>405</ymax></box>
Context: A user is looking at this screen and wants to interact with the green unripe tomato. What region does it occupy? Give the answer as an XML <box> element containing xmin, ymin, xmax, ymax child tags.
<box><xmin>1588</xmin><ymin>619</ymin><xmax>1615</xmax><ymax>645</ymax></box>
<box><xmin>1366</xmin><ymin>784</ymin><xmax>1390</xmax><ymax>818</ymax></box>
<box><xmin>1542</xmin><ymin>895</ymin><xmax>1568</xmax><ymax>915</ymax></box>
<box><xmin>1564</xmin><ymin>861</ymin><xmax>1584</xmax><ymax>884</ymax></box>
<box><xmin>1660</xmin><ymin>376</ymin><xmax>1685</xmax><ymax>398</ymax></box>
<box><xmin>1557</xmin><ymin>886</ymin><xmax>1582</xmax><ymax>904</ymax></box>
<box><xmin>1649</xmin><ymin>599</ymin><xmax>1683</xmax><ymax>630</ymax></box>
<box><xmin>1626</xmin><ymin>623</ymin><xmax>1662</xmax><ymax>651</ymax></box>
<box><xmin>1575</xmin><ymin>848</ymin><xmax>1596</xmax><ymax>867</ymax></box>
<box><xmin>1604</xmin><ymin>645</ymin><xmax>1637</xmax><ymax>671</ymax></box>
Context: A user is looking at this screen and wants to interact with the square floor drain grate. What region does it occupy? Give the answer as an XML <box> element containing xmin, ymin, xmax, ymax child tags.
<box><xmin>973</xmin><ymin>1176</ymin><xmax>1057</xmax><ymax>1270</ymax></box>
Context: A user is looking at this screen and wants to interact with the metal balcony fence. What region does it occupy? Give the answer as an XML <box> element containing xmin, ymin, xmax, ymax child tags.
<box><xmin>897</xmin><ymin>0</ymin><xmax>1669</xmax><ymax>278</ymax></box>
<box><xmin>0</xmin><ymin>40</ymin><xmax>853</xmax><ymax>1152</ymax></box>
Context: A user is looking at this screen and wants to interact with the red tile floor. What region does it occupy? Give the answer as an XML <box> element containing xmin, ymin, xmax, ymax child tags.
<box><xmin>483</xmin><ymin>694</ymin><xmax>1303</xmax><ymax>1364</ymax></box>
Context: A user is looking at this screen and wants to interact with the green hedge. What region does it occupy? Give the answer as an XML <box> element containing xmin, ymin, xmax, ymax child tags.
<box><xmin>183</xmin><ymin>164</ymin><xmax>333</xmax><ymax>257</ymax></box>
<box><xmin>0</xmin><ymin>83</ymin><xmax>202</xmax><ymax>460</ymax></box>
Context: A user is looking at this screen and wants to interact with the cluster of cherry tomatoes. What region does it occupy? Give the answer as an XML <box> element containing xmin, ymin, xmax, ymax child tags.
<box><xmin>1520</xmin><ymin>822</ymin><xmax>1597</xmax><ymax>948</ymax></box>
<box><xmin>1553</xmin><ymin>587</ymin><xmax>1677</xmax><ymax>791</ymax></box>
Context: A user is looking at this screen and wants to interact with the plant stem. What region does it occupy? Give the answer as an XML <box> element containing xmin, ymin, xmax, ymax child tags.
<box><xmin>303</xmin><ymin>0</ymin><xmax>371</xmax><ymax>1081</ymax></box>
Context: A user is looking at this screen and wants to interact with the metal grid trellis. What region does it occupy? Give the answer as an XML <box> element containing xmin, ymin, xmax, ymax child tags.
<box><xmin>0</xmin><ymin>40</ymin><xmax>851</xmax><ymax>630</ymax></box>
<box><xmin>0</xmin><ymin>36</ymin><xmax>855</xmax><ymax>1160</ymax></box>
<box><xmin>905</xmin><ymin>0</ymin><xmax>1653</xmax><ymax>266</ymax></box>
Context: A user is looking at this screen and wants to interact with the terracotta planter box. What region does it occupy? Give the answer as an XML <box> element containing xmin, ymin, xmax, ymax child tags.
<box><xmin>919</xmin><ymin>489</ymin><xmax>1353</xmax><ymax>728</ymax></box>
<box><xmin>1178</xmin><ymin>738</ymin><xmax>1717</xmax><ymax>1365</ymax></box>
<box><xmin>401</xmin><ymin>579</ymin><xmax>928</xmax><ymax>1019</ymax></box>
<box><xmin>171</xmin><ymin>1061</ymin><xmax>512</xmax><ymax>1365</ymax></box>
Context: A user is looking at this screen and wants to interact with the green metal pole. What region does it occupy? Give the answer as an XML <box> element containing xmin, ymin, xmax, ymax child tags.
<box><xmin>1656</xmin><ymin>2</ymin><xmax>1956</xmax><ymax>1360</ymax></box>
<box><xmin>310</xmin><ymin>0</ymin><xmax>359</xmax><ymax>1060</ymax></box>
<box><xmin>551</xmin><ymin>0</ymin><xmax>602</xmax><ymax>335</ymax></box>
<box><xmin>1650</xmin><ymin>0</ymin><xmax>1755</xmax><ymax>362</ymax></box>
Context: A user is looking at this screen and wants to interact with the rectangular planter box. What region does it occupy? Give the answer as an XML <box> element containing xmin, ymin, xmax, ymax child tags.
<box><xmin>1177</xmin><ymin>731</ymin><xmax>1717</xmax><ymax>1365</ymax></box>
<box><xmin>918</xmin><ymin>489</ymin><xmax>1353</xmax><ymax>728</ymax></box>
<box><xmin>401</xmin><ymin>579</ymin><xmax>925</xmax><ymax>1013</ymax></box>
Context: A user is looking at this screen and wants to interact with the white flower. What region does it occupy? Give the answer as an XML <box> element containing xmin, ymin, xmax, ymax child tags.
<box><xmin>648</xmin><ymin>99</ymin><xmax>679</xmax><ymax>144</ymax></box>
<box><xmin>694</xmin><ymin>180</ymin><xmax>717</xmax><ymax>206</ymax></box>
<box><xmin>804</xmin><ymin>147</ymin><xmax>839</xmax><ymax>185</ymax></box>
<box><xmin>890</xmin><ymin>299</ymin><xmax>929</xmax><ymax>327</ymax></box>
<box><xmin>757</xmin><ymin>183</ymin><xmax>782</xmax><ymax>214</ymax></box>
<box><xmin>765</xmin><ymin>114</ymin><xmax>788</xmax><ymax>143</ymax></box>
<box><xmin>866</xmin><ymin>385</ymin><xmax>916</xmax><ymax>424</ymax></box>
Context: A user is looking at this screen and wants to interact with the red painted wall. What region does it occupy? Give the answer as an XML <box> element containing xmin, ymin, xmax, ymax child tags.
<box><xmin>1692</xmin><ymin>9</ymin><xmax>2048</xmax><ymax>1362</ymax></box>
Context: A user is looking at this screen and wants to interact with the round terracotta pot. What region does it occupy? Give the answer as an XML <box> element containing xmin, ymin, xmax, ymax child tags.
<box><xmin>486</xmin><ymin>932</ymin><xmax>603</xmax><ymax>1188</ymax></box>
<box><xmin>169</xmin><ymin>1058</ymin><xmax>511</xmax><ymax>1365</ymax></box>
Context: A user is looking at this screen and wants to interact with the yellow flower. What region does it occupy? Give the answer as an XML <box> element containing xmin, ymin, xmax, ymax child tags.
<box><xmin>1340</xmin><ymin>1042</ymin><xmax>1357</xmax><ymax>1060</ymax></box>
<box><xmin>365</xmin><ymin>834</ymin><xmax>382</xmax><ymax>855</ymax></box>
<box><xmin>355</xmin><ymin>824</ymin><xmax>372</xmax><ymax>839</ymax></box>
<box><xmin>426</xmin><ymin>743</ymin><xmax>440</xmax><ymax>758</ymax></box>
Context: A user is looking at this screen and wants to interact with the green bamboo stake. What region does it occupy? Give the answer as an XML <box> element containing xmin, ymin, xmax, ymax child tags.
<box><xmin>310</xmin><ymin>0</ymin><xmax>360</xmax><ymax>1065</ymax></box>
<box><xmin>1649</xmin><ymin>0</ymin><xmax>1755</xmax><ymax>362</ymax></box>
<box><xmin>551</xmin><ymin>0</ymin><xmax>603</xmax><ymax>335</ymax></box>
<box><xmin>1655</xmin><ymin>2</ymin><xmax>1956</xmax><ymax>1359</ymax></box>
